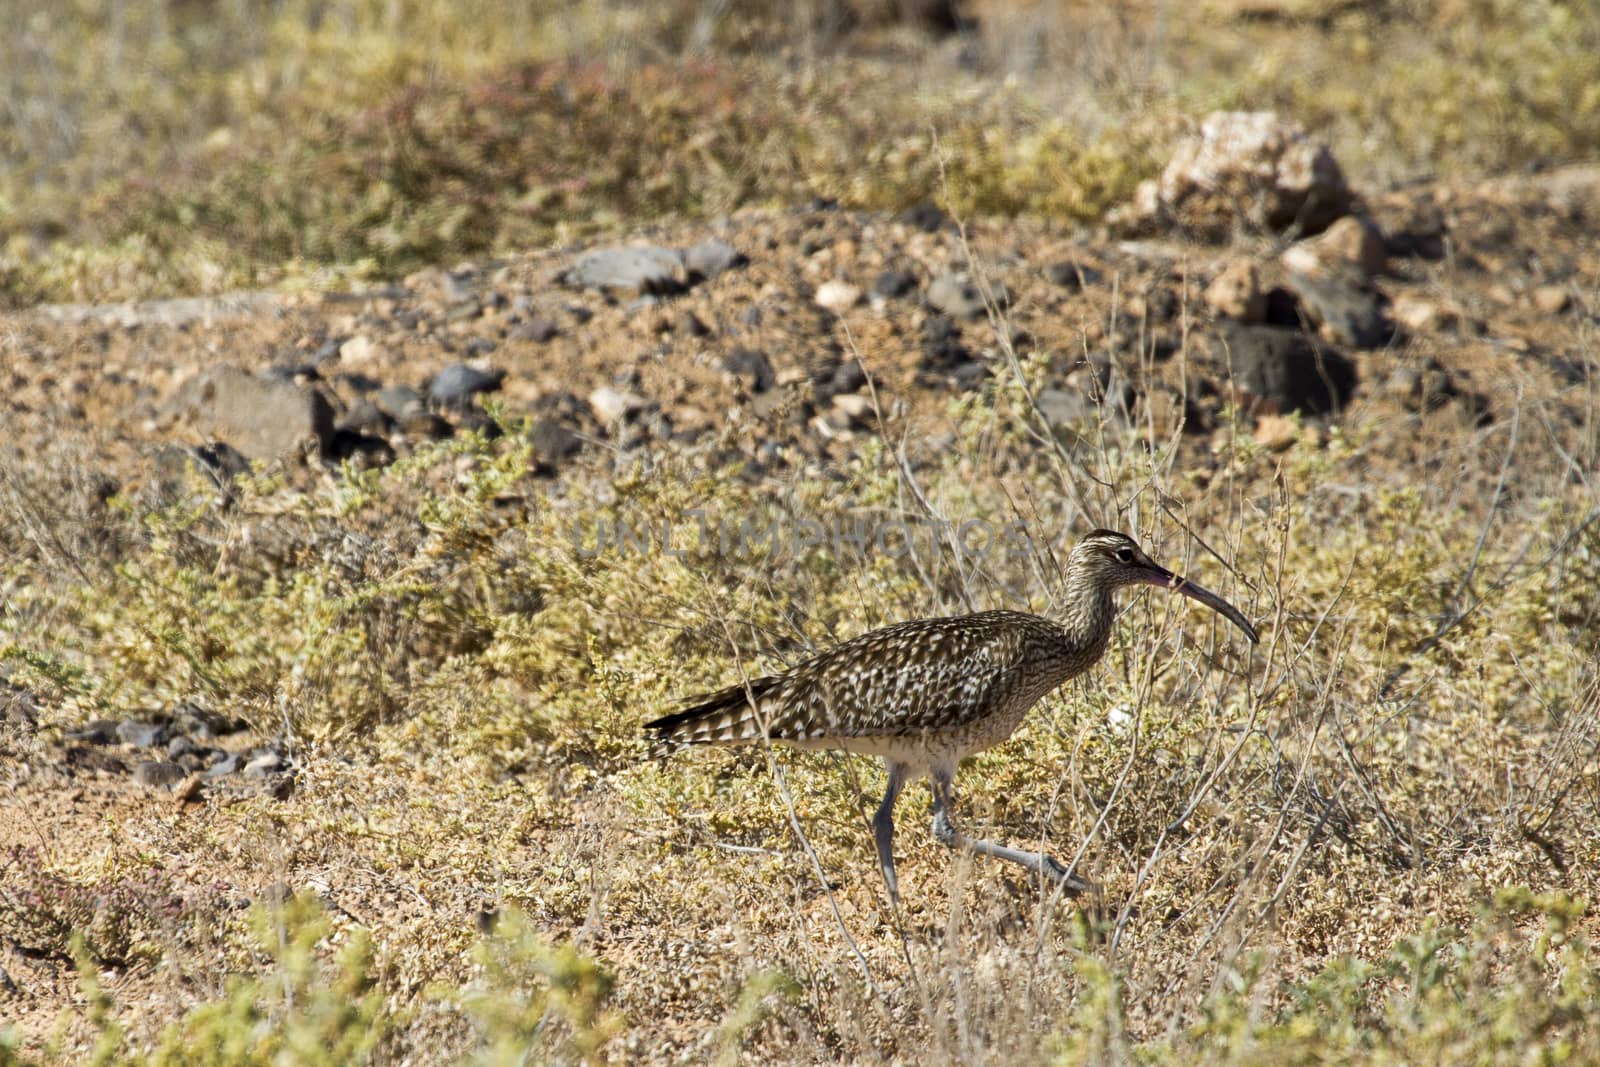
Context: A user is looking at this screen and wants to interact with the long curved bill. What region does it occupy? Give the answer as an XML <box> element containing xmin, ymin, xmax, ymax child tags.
<box><xmin>1141</xmin><ymin>564</ymin><xmax>1259</xmax><ymax>643</ymax></box>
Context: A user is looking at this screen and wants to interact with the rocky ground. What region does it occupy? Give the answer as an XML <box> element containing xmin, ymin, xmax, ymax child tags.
<box><xmin>1</xmin><ymin>115</ymin><xmax>1598</xmax><ymax>1061</ymax></box>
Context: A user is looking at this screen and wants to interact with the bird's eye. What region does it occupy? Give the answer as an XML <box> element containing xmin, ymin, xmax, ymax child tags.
<box><xmin>1114</xmin><ymin>547</ymin><xmax>1135</xmax><ymax>564</ymax></box>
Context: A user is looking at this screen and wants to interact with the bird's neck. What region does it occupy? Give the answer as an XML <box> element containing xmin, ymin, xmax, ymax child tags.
<box><xmin>1055</xmin><ymin>564</ymin><xmax>1116</xmax><ymax>656</ymax></box>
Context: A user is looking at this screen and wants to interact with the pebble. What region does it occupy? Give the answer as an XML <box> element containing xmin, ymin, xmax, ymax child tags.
<box><xmin>428</xmin><ymin>363</ymin><xmax>506</xmax><ymax>409</ymax></box>
<box><xmin>1533</xmin><ymin>285</ymin><xmax>1572</xmax><ymax>314</ymax></box>
<box><xmin>926</xmin><ymin>273</ymin><xmax>992</xmax><ymax>320</ymax></box>
<box><xmin>590</xmin><ymin>386</ymin><xmax>648</xmax><ymax>426</ymax></box>
<box><xmin>117</xmin><ymin>720</ymin><xmax>169</xmax><ymax>748</ymax></box>
<box><xmin>815</xmin><ymin>281</ymin><xmax>863</xmax><ymax>313</ymax></box>
<box><xmin>684</xmin><ymin>239</ymin><xmax>744</xmax><ymax>281</ymax></box>
<box><xmin>872</xmin><ymin>270</ymin><xmax>918</xmax><ymax>299</ymax></box>
<box><xmin>720</xmin><ymin>348</ymin><xmax>776</xmax><ymax>392</ymax></box>
<box><xmin>133</xmin><ymin>760</ymin><xmax>187</xmax><ymax>788</ymax></box>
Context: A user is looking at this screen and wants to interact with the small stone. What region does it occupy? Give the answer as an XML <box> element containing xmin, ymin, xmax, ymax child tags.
<box><xmin>683</xmin><ymin>239</ymin><xmax>744</xmax><ymax>281</ymax></box>
<box><xmin>173</xmin><ymin>775</ymin><xmax>204</xmax><ymax>804</ymax></box>
<box><xmin>1533</xmin><ymin>285</ymin><xmax>1572</xmax><ymax>314</ymax></box>
<box><xmin>927</xmin><ymin>274</ymin><xmax>991</xmax><ymax>320</ymax></box>
<box><xmin>1045</xmin><ymin>261</ymin><xmax>1101</xmax><ymax>289</ymax></box>
<box><xmin>244</xmin><ymin>752</ymin><xmax>283</xmax><ymax>777</ymax></box>
<box><xmin>203</xmin><ymin>754</ymin><xmax>241</xmax><ymax>779</ymax></box>
<box><xmin>338</xmin><ymin>335</ymin><xmax>381</xmax><ymax>364</ymax></box>
<box><xmin>815</xmin><ymin>281</ymin><xmax>863</xmax><ymax>314</ymax></box>
<box><xmin>428</xmin><ymin>363</ymin><xmax>505</xmax><ymax>410</ymax></box>
<box><xmin>873</xmin><ymin>270</ymin><xmax>919</xmax><ymax>299</ymax></box>
<box><xmin>1392</xmin><ymin>295</ymin><xmax>1446</xmax><ymax>332</ymax></box>
<box><xmin>166</xmin><ymin>735</ymin><xmax>196</xmax><ymax>760</ymax></box>
<box><xmin>117</xmin><ymin>720</ymin><xmax>169</xmax><ymax>748</ymax></box>
<box><xmin>1205</xmin><ymin>260</ymin><xmax>1266</xmax><ymax>322</ymax></box>
<box><xmin>589</xmin><ymin>386</ymin><xmax>647</xmax><ymax>427</ymax></box>
<box><xmin>900</xmin><ymin>201</ymin><xmax>948</xmax><ymax>232</ymax></box>
<box><xmin>66</xmin><ymin>720</ymin><xmax>119</xmax><ymax>745</ymax></box>
<box><xmin>172</xmin><ymin>702</ymin><xmax>242</xmax><ymax>739</ymax></box>
<box><xmin>374</xmin><ymin>385</ymin><xmax>427</xmax><ymax>420</ymax></box>
<box><xmin>133</xmin><ymin>760</ymin><xmax>187</xmax><ymax>789</ymax></box>
<box><xmin>527</xmin><ymin>418</ymin><xmax>584</xmax><ymax>468</ymax></box>
<box><xmin>720</xmin><ymin>348</ymin><xmax>775</xmax><ymax>392</ymax></box>
<box><xmin>510</xmin><ymin>319</ymin><xmax>560</xmax><ymax>342</ymax></box>
<box><xmin>830</xmin><ymin>393</ymin><xmax>875</xmax><ymax>428</ymax></box>
<box><xmin>1252</xmin><ymin>414</ymin><xmax>1300</xmax><ymax>451</ymax></box>
<box><xmin>678</xmin><ymin>312</ymin><xmax>711</xmax><ymax>338</ymax></box>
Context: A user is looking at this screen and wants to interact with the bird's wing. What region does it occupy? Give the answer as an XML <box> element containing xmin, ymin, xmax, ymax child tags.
<box><xmin>758</xmin><ymin>612</ymin><xmax>1041</xmax><ymax>739</ymax></box>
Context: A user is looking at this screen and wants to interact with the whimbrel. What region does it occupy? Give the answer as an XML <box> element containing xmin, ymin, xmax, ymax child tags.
<box><xmin>647</xmin><ymin>530</ymin><xmax>1258</xmax><ymax>898</ymax></box>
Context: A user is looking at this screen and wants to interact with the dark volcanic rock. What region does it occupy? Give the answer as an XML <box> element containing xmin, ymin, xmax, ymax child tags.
<box><xmin>1287</xmin><ymin>271</ymin><xmax>1395</xmax><ymax>349</ymax></box>
<box><xmin>720</xmin><ymin>348</ymin><xmax>776</xmax><ymax>393</ymax></box>
<box><xmin>117</xmin><ymin>720</ymin><xmax>169</xmax><ymax>748</ymax></box>
<box><xmin>428</xmin><ymin>363</ymin><xmax>506</xmax><ymax>410</ymax></box>
<box><xmin>901</xmin><ymin>201</ymin><xmax>949</xmax><ymax>233</ymax></box>
<box><xmin>133</xmin><ymin>760</ymin><xmax>187</xmax><ymax>788</ymax></box>
<box><xmin>873</xmin><ymin>270</ymin><xmax>919</xmax><ymax>300</ymax></box>
<box><xmin>1216</xmin><ymin>324</ymin><xmax>1357</xmax><ymax>415</ymax></box>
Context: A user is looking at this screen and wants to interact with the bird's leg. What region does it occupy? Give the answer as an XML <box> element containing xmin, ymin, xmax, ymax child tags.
<box><xmin>929</xmin><ymin>766</ymin><xmax>1096</xmax><ymax>895</ymax></box>
<box><xmin>874</xmin><ymin>761</ymin><xmax>908</xmax><ymax>903</ymax></box>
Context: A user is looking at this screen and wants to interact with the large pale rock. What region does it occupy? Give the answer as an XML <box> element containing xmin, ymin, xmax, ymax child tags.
<box><xmin>182</xmin><ymin>367</ymin><xmax>335</xmax><ymax>460</ymax></box>
<box><xmin>1118</xmin><ymin>111</ymin><xmax>1352</xmax><ymax>240</ymax></box>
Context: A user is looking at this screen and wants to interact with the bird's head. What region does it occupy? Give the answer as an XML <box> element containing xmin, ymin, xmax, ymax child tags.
<box><xmin>1070</xmin><ymin>530</ymin><xmax>1260</xmax><ymax>643</ymax></box>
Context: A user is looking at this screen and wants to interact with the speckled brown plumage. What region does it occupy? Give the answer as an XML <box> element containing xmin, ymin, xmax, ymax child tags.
<box><xmin>647</xmin><ymin>529</ymin><xmax>1259</xmax><ymax>900</ymax></box>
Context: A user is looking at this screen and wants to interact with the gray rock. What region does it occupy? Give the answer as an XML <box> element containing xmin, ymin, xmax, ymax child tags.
<box><xmin>244</xmin><ymin>751</ymin><xmax>284</xmax><ymax>778</ymax></box>
<box><xmin>684</xmin><ymin>239</ymin><xmax>744</xmax><ymax>281</ymax></box>
<box><xmin>901</xmin><ymin>201</ymin><xmax>948</xmax><ymax>233</ymax></box>
<box><xmin>183</xmin><ymin>367</ymin><xmax>336</xmax><ymax>461</ymax></box>
<box><xmin>133</xmin><ymin>760</ymin><xmax>187</xmax><ymax>788</ymax></box>
<box><xmin>720</xmin><ymin>348</ymin><xmax>775</xmax><ymax>393</ymax></box>
<box><xmin>527</xmin><ymin>418</ymin><xmax>584</xmax><ymax>468</ymax></box>
<box><xmin>678</xmin><ymin>312</ymin><xmax>711</xmax><ymax>338</ymax></box>
<box><xmin>1217</xmin><ymin>324</ymin><xmax>1356</xmax><ymax>415</ymax></box>
<box><xmin>511</xmin><ymin>319</ymin><xmax>560</xmax><ymax>343</ymax></box>
<box><xmin>117</xmin><ymin>720</ymin><xmax>169</xmax><ymax>748</ymax></box>
<box><xmin>172</xmin><ymin>702</ymin><xmax>242</xmax><ymax>740</ymax></box>
<box><xmin>66</xmin><ymin>719</ymin><xmax>120</xmax><ymax>745</ymax></box>
<box><xmin>1046</xmin><ymin>261</ymin><xmax>1102</xmax><ymax>289</ymax></box>
<box><xmin>1286</xmin><ymin>271</ymin><xmax>1394</xmax><ymax>349</ymax></box>
<box><xmin>336</xmin><ymin>398</ymin><xmax>390</xmax><ymax>435</ymax></box>
<box><xmin>428</xmin><ymin>363</ymin><xmax>506</xmax><ymax>410</ymax></box>
<box><xmin>203</xmin><ymin>753</ymin><xmax>241</xmax><ymax>779</ymax></box>
<box><xmin>927</xmin><ymin>274</ymin><xmax>1003</xmax><ymax>320</ymax></box>
<box><xmin>373</xmin><ymin>385</ymin><xmax>427</xmax><ymax>420</ymax></box>
<box><xmin>873</xmin><ymin>270</ymin><xmax>919</xmax><ymax>299</ymax></box>
<box><xmin>560</xmin><ymin>246</ymin><xmax>685</xmax><ymax>294</ymax></box>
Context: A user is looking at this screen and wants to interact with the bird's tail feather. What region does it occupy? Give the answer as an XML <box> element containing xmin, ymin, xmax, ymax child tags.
<box><xmin>645</xmin><ymin>676</ymin><xmax>783</xmax><ymax>750</ymax></box>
